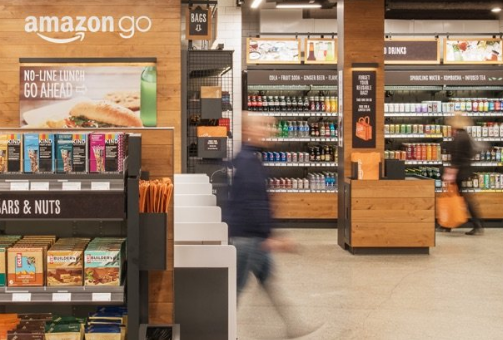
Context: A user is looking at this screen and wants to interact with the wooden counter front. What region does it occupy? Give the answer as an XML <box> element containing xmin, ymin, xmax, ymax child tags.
<box><xmin>269</xmin><ymin>192</ymin><xmax>337</xmax><ymax>219</ymax></box>
<box><xmin>348</xmin><ymin>179</ymin><xmax>435</xmax><ymax>249</ymax></box>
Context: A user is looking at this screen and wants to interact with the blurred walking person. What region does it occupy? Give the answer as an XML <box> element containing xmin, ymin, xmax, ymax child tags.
<box><xmin>226</xmin><ymin>115</ymin><xmax>321</xmax><ymax>339</ymax></box>
<box><xmin>442</xmin><ymin>113</ymin><xmax>484</xmax><ymax>235</ymax></box>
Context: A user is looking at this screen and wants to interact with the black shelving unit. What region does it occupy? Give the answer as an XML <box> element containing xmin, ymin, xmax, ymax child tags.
<box><xmin>0</xmin><ymin>134</ymin><xmax>148</xmax><ymax>338</ymax></box>
<box><xmin>184</xmin><ymin>50</ymin><xmax>234</xmax><ymax>173</ymax></box>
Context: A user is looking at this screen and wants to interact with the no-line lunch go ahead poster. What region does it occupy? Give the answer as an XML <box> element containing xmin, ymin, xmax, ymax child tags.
<box><xmin>19</xmin><ymin>62</ymin><xmax>157</xmax><ymax>128</ymax></box>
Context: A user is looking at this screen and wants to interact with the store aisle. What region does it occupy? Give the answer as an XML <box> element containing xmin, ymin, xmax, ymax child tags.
<box><xmin>237</xmin><ymin>228</ymin><xmax>503</xmax><ymax>340</ymax></box>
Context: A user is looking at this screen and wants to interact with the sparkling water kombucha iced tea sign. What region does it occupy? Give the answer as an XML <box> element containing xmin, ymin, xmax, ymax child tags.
<box><xmin>19</xmin><ymin>64</ymin><xmax>157</xmax><ymax>128</ymax></box>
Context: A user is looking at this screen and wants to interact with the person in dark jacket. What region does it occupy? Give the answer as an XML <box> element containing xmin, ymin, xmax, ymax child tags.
<box><xmin>227</xmin><ymin>115</ymin><xmax>322</xmax><ymax>338</ymax></box>
<box><xmin>442</xmin><ymin>113</ymin><xmax>484</xmax><ymax>235</ymax></box>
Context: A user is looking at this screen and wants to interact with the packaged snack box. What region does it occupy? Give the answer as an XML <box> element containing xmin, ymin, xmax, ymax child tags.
<box><xmin>7</xmin><ymin>134</ymin><xmax>22</xmax><ymax>173</ymax></box>
<box><xmin>72</xmin><ymin>134</ymin><xmax>87</xmax><ymax>173</ymax></box>
<box><xmin>89</xmin><ymin>134</ymin><xmax>105</xmax><ymax>173</ymax></box>
<box><xmin>84</xmin><ymin>239</ymin><xmax>125</xmax><ymax>286</ymax></box>
<box><xmin>38</xmin><ymin>133</ymin><xmax>55</xmax><ymax>173</ymax></box>
<box><xmin>55</xmin><ymin>134</ymin><xmax>72</xmax><ymax>173</ymax></box>
<box><xmin>104</xmin><ymin>133</ymin><xmax>126</xmax><ymax>173</ymax></box>
<box><xmin>47</xmin><ymin>238</ymin><xmax>89</xmax><ymax>286</ymax></box>
<box><xmin>23</xmin><ymin>134</ymin><xmax>39</xmax><ymax>174</ymax></box>
<box><xmin>7</xmin><ymin>247</ymin><xmax>45</xmax><ymax>287</ymax></box>
<box><xmin>0</xmin><ymin>135</ymin><xmax>7</xmax><ymax>173</ymax></box>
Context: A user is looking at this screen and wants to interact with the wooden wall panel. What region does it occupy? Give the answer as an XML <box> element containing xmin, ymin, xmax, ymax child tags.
<box><xmin>270</xmin><ymin>193</ymin><xmax>338</xmax><ymax>219</ymax></box>
<box><xmin>0</xmin><ymin>0</ymin><xmax>180</xmax><ymax>324</ymax></box>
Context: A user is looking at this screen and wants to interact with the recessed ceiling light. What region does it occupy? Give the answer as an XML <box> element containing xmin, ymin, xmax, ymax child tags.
<box><xmin>276</xmin><ymin>3</ymin><xmax>322</xmax><ymax>8</ymax></box>
<box><xmin>251</xmin><ymin>0</ymin><xmax>263</xmax><ymax>8</ymax></box>
<box><xmin>492</xmin><ymin>7</ymin><xmax>502</xmax><ymax>13</ymax></box>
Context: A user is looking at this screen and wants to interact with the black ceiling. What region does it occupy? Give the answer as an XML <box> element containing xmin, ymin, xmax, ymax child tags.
<box><xmin>385</xmin><ymin>0</ymin><xmax>503</xmax><ymax>20</ymax></box>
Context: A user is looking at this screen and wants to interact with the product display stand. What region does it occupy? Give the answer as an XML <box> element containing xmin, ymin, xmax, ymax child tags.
<box><xmin>342</xmin><ymin>178</ymin><xmax>435</xmax><ymax>254</ymax></box>
<box><xmin>0</xmin><ymin>133</ymin><xmax>163</xmax><ymax>339</ymax></box>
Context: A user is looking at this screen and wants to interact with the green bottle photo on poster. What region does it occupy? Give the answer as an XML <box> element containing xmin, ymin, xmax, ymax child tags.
<box><xmin>140</xmin><ymin>66</ymin><xmax>157</xmax><ymax>127</ymax></box>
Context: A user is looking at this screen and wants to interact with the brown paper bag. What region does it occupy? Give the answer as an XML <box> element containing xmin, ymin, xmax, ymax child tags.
<box><xmin>351</xmin><ymin>152</ymin><xmax>381</xmax><ymax>180</ymax></box>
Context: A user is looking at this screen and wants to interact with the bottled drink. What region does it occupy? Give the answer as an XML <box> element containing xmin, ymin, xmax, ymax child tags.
<box><xmin>274</xmin><ymin>96</ymin><xmax>280</xmax><ymax>112</ymax></box>
<box><xmin>140</xmin><ymin>66</ymin><xmax>157</xmax><ymax>127</ymax></box>
<box><xmin>277</xmin><ymin>121</ymin><xmax>283</xmax><ymax>137</ymax></box>
<box><xmin>280</xmin><ymin>96</ymin><xmax>286</xmax><ymax>112</ymax></box>
<box><xmin>286</xmin><ymin>96</ymin><xmax>292</xmax><ymax>112</ymax></box>
<box><xmin>304</xmin><ymin>122</ymin><xmax>310</xmax><ymax>137</ymax></box>
<box><xmin>466</xmin><ymin>98</ymin><xmax>473</xmax><ymax>112</ymax></box>
<box><xmin>320</xmin><ymin>146</ymin><xmax>326</xmax><ymax>161</ymax></box>
<box><xmin>285</xmin><ymin>121</ymin><xmax>291</xmax><ymax>137</ymax></box>
<box><xmin>304</xmin><ymin>97</ymin><xmax>310</xmax><ymax>111</ymax></box>
<box><xmin>307</xmin><ymin>42</ymin><xmax>316</xmax><ymax>61</ymax></box>
<box><xmin>262</xmin><ymin>96</ymin><xmax>268</xmax><ymax>112</ymax></box>
<box><xmin>247</xmin><ymin>96</ymin><xmax>252</xmax><ymax>110</ymax></box>
<box><xmin>320</xmin><ymin>122</ymin><xmax>326</xmax><ymax>136</ymax></box>
<box><xmin>315</xmin><ymin>96</ymin><xmax>321</xmax><ymax>111</ymax></box>
<box><xmin>330</xmin><ymin>122</ymin><xmax>336</xmax><ymax>137</ymax></box>
<box><xmin>320</xmin><ymin>96</ymin><xmax>326</xmax><ymax>112</ymax></box>
<box><xmin>291</xmin><ymin>97</ymin><xmax>297</xmax><ymax>112</ymax></box>
<box><xmin>325</xmin><ymin>96</ymin><xmax>331</xmax><ymax>113</ymax></box>
<box><xmin>257</xmin><ymin>96</ymin><xmax>263</xmax><ymax>111</ymax></box>
<box><xmin>310</xmin><ymin>97</ymin><xmax>316</xmax><ymax>111</ymax></box>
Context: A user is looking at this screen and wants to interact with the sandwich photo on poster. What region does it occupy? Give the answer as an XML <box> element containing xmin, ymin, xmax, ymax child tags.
<box><xmin>19</xmin><ymin>63</ymin><xmax>157</xmax><ymax>128</ymax></box>
<box><xmin>247</xmin><ymin>38</ymin><xmax>301</xmax><ymax>64</ymax></box>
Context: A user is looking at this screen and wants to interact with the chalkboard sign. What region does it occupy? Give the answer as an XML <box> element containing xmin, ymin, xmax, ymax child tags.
<box><xmin>352</xmin><ymin>71</ymin><xmax>376</xmax><ymax>148</ymax></box>
<box><xmin>186</xmin><ymin>6</ymin><xmax>212</xmax><ymax>41</ymax></box>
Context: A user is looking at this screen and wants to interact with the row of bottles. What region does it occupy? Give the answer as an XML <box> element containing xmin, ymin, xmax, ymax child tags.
<box><xmin>447</xmin><ymin>98</ymin><xmax>503</xmax><ymax>113</ymax></box>
<box><xmin>273</xmin><ymin>120</ymin><xmax>337</xmax><ymax>138</ymax></box>
<box><xmin>267</xmin><ymin>172</ymin><xmax>337</xmax><ymax>190</ymax></box>
<box><xmin>406</xmin><ymin>167</ymin><xmax>441</xmax><ymax>180</ymax></box>
<box><xmin>462</xmin><ymin>173</ymin><xmax>503</xmax><ymax>190</ymax></box>
<box><xmin>385</xmin><ymin>143</ymin><xmax>442</xmax><ymax>161</ymax></box>
<box><xmin>385</xmin><ymin>98</ymin><xmax>503</xmax><ymax>114</ymax></box>
<box><xmin>466</xmin><ymin>123</ymin><xmax>503</xmax><ymax>138</ymax></box>
<box><xmin>261</xmin><ymin>145</ymin><xmax>337</xmax><ymax>163</ymax></box>
<box><xmin>385</xmin><ymin>124</ymin><xmax>452</xmax><ymax>137</ymax></box>
<box><xmin>248</xmin><ymin>95</ymin><xmax>337</xmax><ymax>113</ymax></box>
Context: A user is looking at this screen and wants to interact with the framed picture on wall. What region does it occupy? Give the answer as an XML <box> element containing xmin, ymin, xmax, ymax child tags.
<box><xmin>246</xmin><ymin>38</ymin><xmax>301</xmax><ymax>64</ymax></box>
<box><xmin>304</xmin><ymin>38</ymin><xmax>337</xmax><ymax>64</ymax></box>
<box><xmin>444</xmin><ymin>38</ymin><xmax>503</xmax><ymax>64</ymax></box>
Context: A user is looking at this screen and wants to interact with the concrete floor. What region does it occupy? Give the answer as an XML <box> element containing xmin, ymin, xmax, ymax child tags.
<box><xmin>237</xmin><ymin>228</ymin><xmax>503</xmax><ymax>340</ymax></box>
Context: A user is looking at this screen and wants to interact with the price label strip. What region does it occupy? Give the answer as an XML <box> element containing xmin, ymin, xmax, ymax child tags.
<box><xmin>92</xmin><ymin>293</ymin><xmax>112</xmax><ymax>302</ymax></box>
<box><xmin>10</xmin><ymin>181</ymin><xmax>29</xmax><ymax>191</ymax></box>
<box><xmin>52</xmin><ymin>293</ymin><xmax>72</xmax><ymax>302</ymax></box>
<box><xmin>62</xmin><ymin>182</ymin><xmax>82</xmax><ymax>191</ymax></box>
<box><xmin>91</xmin><ymin>182</ymin><xmax>110</xmax><ymax>191</ymax></box>
<box><xmin>12</xmin><ymin>293</ymin><xmax>31</xmax><ymax>302</ymax></box>
<box><xmin>31</xmin><ymin>182</ymin><xmax>49</xmax><ymax>191</ymax></box>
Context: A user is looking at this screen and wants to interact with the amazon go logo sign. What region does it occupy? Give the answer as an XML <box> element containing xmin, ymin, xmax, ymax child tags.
<box><xmin>24</xmin><ymin>15</ymin><xmax>152</xmax><ymax>44</ymax></box>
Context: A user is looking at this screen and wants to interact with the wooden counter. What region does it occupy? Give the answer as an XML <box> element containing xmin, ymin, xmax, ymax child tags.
<box><xmin>340</xmin><ymin>179</ymin><xmax>435</xmax><ymax>254</ymax></box>
<box><xmin>269</xmin><ymin>192</ymin><xmax>337</xmax><ymax>219</ymax></box>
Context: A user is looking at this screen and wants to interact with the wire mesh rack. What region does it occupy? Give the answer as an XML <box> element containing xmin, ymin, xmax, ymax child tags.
<box><xmin>186</xmin><ymin>50</ymin><xmax>234</xmax><ymax>182</ymax></box>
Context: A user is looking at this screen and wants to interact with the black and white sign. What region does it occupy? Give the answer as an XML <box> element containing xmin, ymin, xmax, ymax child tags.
<box><xmin>247</xmin><ymin>70</ymin><xmax>337</xmax><ymax>86</ymax></box>
<box><xmin>386</xmin><ymin>70</ymin><xmax>503</xmax><ymax>86</ymax></box>
<box><xmin>204</xmin><ymin>139</ymin><xmax>221</xmax><ymax>152</ymax></box>
<box><xmin>0</xmin><ymin>193</ymin><xmax>124</xmax><ymax>219</ymax></box>
<box><xmin>352</xmin><ymin>71</ymin><xmax>376</xmax><ymax>148</ymax></box>
<box><xmin>186</xmin><ymin>7</ymin><xmax>212</xmax><ymax>41</ymax></box>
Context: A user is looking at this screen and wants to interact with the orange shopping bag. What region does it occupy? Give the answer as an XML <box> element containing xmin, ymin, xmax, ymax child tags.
<box><xmin>356</xmin><ymin>116</ymin><xmax>372</xmax><ymax>141</ymax></box>
<box><xmin>436</xmin><ymin>183</ymin><xmax>468</xmax><ymax>228</ymax></box>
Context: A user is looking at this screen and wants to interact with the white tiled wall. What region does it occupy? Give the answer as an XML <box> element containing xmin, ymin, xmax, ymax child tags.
<box><xmin>214</xmin><ymin>0</ymin><xmax>243</xmax><ymax>155</ymax></box>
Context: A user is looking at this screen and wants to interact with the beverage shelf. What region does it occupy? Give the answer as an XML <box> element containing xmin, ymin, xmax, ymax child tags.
<box><xmin>267</xmin><ymin>189</ymin><xmax>337</xmax><ymax>193</ymax></box>
<box><xmin>436</xmin><ymin>189</ymin><xmax>503</xmax><ymax>193</ymax></box>
<box><xmin>385</xmin><ymin>134</ymin><xmax>444</xmax><ymax>139</ymax></box>
<box><xmin>248</xmin><ymin>112</ymin><xmax>337</xmax><ymax>117</ymax></box>
<box><xmin>248</xmin><ymin>85</ymin><xmax>337</xmax><ymax>91</ymax></box>
<box><xmin>403</xmin><ymin>161</ymin><xmax>503</xmax><ymax>167</ymax></box>
<box><xmin>263</xmin><ymin>137</ymin><xmax>338</xmax><ymax>142</ymax></box>
<box><xmin>404</xmin><ymin>161</ymin><xmax>443</xmax><ymax>165</ymax></box>
<box><xmin>0</xmin><ymin>286</ymin><xmax>124</xmax><ymax>304</ymax></box>
<box><xmin>264</xmin><ymin>162</ymin><xmax>337</xmax><ymax>167</ymax></box>
<box><xmin>385</xmin><ymin>112</ymin><xmax>503</xmax><ymax>118</ymax></box>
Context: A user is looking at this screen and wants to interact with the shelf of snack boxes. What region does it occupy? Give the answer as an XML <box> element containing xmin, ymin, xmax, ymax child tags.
<box><xmin>263</xmin><ymin>162</ymin><xmax>337</xmax><ymax>168</ymax></box>
<box><xmin>267</xmin><ymin>189</ymin><xmax>337</xmax><ymax>193</ymax></box>
<box><xmin>248</xmin><ymin>111</ymin><xmax>338</xmax><ymax>117</ymax></box>
<box><xmin>263</xmin><ymin>137</ymin><xmax>338</xmax><ymax>142</ymax></box>
<box><xmin>0</xmin><ymin>285</ymin><xmax>124</xmax><ymax>304</ymax></box>
<box><xmin>0</xmin><ymin>173</ymin><xmax>124</xmax><ymax>192</ymax></box>
<box><xmin>385</xmin><ymin>112</ymin><xmax>503</xmax><ymax>117</ymax></box>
